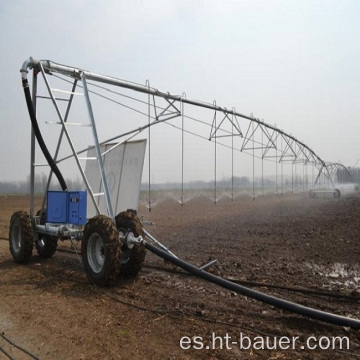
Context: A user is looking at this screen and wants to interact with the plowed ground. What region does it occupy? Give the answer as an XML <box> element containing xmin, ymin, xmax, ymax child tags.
<box><xmin>0</xmin><ymin>193</ymin><xmax>359</xmax><ymax>359</ymax></box>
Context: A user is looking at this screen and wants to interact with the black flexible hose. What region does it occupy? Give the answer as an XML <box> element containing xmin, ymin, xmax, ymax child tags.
<box><xmin>22</xmin><ymin>78</ymin><xmax>67</xmax><ymax>191</ymax></box>
<box><xmin>144</xmin><ymin>263</ymin><xmax>360</xmax><ymax>301</ymax></box>
<box><xmin>0</xmin><ymin>333</ymin><xmax>39</xmax><ymax>360</ymax></box>
<box><xmin>145</xmin><ymin>242</ymin><xmax>360</xmax><ymax>330</ymax></box>
<box><xmin>0</xmin><ymin>345</ymin><xmax>14</xmax><ymax>360</ymax></box>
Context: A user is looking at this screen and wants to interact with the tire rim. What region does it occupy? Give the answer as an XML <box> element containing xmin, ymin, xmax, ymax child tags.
<box><xmin>37</xmin><ymin>237</ymin><xmax>45</xmax><ymax>249</ymax></box>
<box><xmin>121</xmin><ymin>247</ymin><xmax>131</xmax><ymax>265</ymax></box>
<box><xmin>87</xmin><ymin>233</ymin><xmax>105</xmax><ymax>273</ymax></box>
<box><xmin>118</xmin><ymin>228</ymin><xmax>132</xmax><ymax>265</ymax></box>
<box><xmin>11</xmin><ymin>223</ymin><xmax>21</xmax><ymax>253</ymax></box>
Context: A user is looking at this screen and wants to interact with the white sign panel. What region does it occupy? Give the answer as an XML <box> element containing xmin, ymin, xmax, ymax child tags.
<box><xmin>84</xmin><ymin>139</ymin><xmax>147</xmax><ymax>218</ymax></box>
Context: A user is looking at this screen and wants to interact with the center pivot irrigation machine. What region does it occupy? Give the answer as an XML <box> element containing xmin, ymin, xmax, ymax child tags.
<box><xmin>9</xmin><ymin>57</ymin><xmax>359</xmax><ymax>329</ymax></box>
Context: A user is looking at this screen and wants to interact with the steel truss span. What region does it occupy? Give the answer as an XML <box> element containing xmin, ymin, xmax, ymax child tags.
<box><xmin>21</xmin><ymin>57</ymin><xmax>348</xmax><ymax>207</ymax></box>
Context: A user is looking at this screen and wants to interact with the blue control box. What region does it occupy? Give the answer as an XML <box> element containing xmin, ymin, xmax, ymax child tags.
<box><xmin>47</xmin><ymin>191</ymin><xmax>67</xmax><ymax>223</ymax></box>
<box><xmin>67</xmin><ymin>191</ymin><xmax>87</xmax><ymax>225</ymax></box>
<box><xmin>47</xmin><ymin>191</ymin><xmax>87</xmax><ymax>225</ymax></box>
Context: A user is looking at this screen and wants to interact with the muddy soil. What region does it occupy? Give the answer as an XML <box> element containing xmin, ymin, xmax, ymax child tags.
<box><xmin>0</xmin><ymin>192</ymin><xmax>360</xmax><ymax>359</ymax></box>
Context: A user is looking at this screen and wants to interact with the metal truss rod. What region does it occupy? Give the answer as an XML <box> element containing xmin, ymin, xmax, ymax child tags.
<box><xmin>82</xmin><ymin>74</ymin><xmax>114</xmax><ymax>219</ymax></box>
<box><xmin>23</xmin><ymin>58</ymin><xmax>334</xmax><ymax>180</ymax></box>
<box><xmin>38</xmin><ymin>62</ymin><xmax>101</xmax><ymax>215</ymax></box>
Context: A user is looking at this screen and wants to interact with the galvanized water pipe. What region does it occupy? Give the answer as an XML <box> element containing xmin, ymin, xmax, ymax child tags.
<box><xmin>27</xmin><ymin>58</ymin><xmax>325</xmax><ymax>168</ymax></box>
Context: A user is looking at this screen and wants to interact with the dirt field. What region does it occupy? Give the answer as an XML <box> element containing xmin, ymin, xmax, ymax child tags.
<box><xmin>0</xmin><ymin>192</ymin><xmax>360</xmax><ymax>359</ymax></box>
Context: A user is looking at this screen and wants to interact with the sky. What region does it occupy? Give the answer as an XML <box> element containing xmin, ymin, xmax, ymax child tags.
<box><xmin>0</xmin><ymin>0</ymin><xmax>359</xmax><ymax>185</ymax></box>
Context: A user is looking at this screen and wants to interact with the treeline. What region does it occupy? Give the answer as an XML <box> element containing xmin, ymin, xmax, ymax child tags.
<box><xmin>0</xmin><ymin>174</ymin><xmax>83</xmax><ymax>194</ymax></box>
<box><xmin>337</xmin><ymin>167</ymin><xmax>360</xmax><ymax>184</ymax></box>
<box><xmin>141</xmin><ymin>176</ymin><xmax>276</xmax><ymax>191</ymax></box>
<box><xmin>2</xmin><ymin>169</ymin><xmax>358</xmax><ymax>195</ymax></box>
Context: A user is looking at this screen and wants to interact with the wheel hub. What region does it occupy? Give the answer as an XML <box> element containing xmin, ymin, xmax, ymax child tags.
<box><xmin>11</xmin><ymin>223</ymin><xmax>21</xmax><ymax>252</ymax></box>
<box><xmin>87</xmin><ymin>233</ymin><xmax>105</xmax><ymax>273</ymax></box>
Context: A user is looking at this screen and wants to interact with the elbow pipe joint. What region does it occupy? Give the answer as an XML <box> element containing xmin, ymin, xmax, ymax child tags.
<box><xmin>20</xmin><ymin>57</ymin><xmax>39</xmax><ymax>81</ymax></box>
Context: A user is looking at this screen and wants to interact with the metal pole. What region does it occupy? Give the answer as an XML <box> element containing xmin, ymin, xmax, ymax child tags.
<box><xmin>181</xmin><ymin>93</ymin><xmax>186</xmax><ymax>206</ymax></box>
<box><xmin>146</xmin><ymin>80</ymin><xmax>151</xmax><ymax>212</ymax></box>
<box><xmin>303</xmin><ymin>161</ymin><xmax>305</xmax><ymax>192</ymax></box>
<box><xmin>261</xmin><ymin>123</ymin><xmax>264</xmax><ymax>197</ymax></box>
<box><xmin>231</xmin><ymin>109</ymin><xmax>235</xmax><ymax>201</ymax></box>
<box><xmin>252</xmin><ymin>120</ymin><xmax>255</xmax><ymax>200</ymax></box>
<box><xmin>82</xmin><ymin>74</ymin><xmax>114</xmax><ymax>220</ymax></box>
<box><xmin>310</xmin><ymin>163</ymin><xmax>313</xmax><ymax>189</ymax></box>
<box><xmin>214</xmin><ymin>101</ymin><xmax>217</xmax><ymax>204</ymax></box>
<box><xmin>281</xmin><ymin>134</ymin><xmax>283</xmax><ymax>195</ymax></box>
<box><xmin>29</xmin><ymin>70</ymin><xmax>38</xmax><ymax>219</ymax></box>
<box><xmin>275</xmin><ymin>133</ymin><xmax>278</xmax><ymax>196</ymax></box>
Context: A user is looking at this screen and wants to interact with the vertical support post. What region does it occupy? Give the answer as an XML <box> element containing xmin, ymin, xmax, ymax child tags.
<box><xmin>275</xmin><ymin>131</ymin><xmax>278</xmax><ymax>196</ymax></box>
<box><xmin>303</xmin><ymin>161</ymin><xmax>305</xmax><ymax>192</ymax></box>
<box><xmin>261</xmin><ymin>123</ymin><xmax>264</xmax><ymax>197</ymax></box>
<box><xmin>231</xmin><ymin>108</ymin><xmax>235</xmax><ymax>201</ymax></box>
<box><xmin>29</xmin><ymin>70</ymin><xmax>38</xmax><ymax>219</ymax></box>
<box><xmin>82</xmin><ymin>75</ymin><xmax>114</xmax><ymax>220</ymax></box>
<box><xmin>252</xmin><ymin>119</ymin><xmax>255</xmax><ymax>200</ymax></box>
<box><xmin>311</xmin><ymin>162</ymin><xmax>313</xmax><ymax>188</ymax></box>
<box><xmin>181</xmin><ymin>92</ymin><xmax>186</xmax><ymax>206</ymax></box>
<box><xmin>146</xmin><ymin>80</ymin><xmax>152</xmax><ymax>212</ymax></box>
<box><xmin>281</xmin><ymin>134</ymin><xmax>283</xmax><ymax>195</ymax></box>
<box><xmin>213</xmin><ymin>101</ymin><xmax>217</xmax><ymax>204</ymax></box>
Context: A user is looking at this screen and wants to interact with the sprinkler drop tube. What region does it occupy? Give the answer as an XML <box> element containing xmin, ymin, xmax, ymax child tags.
<box><xmin>145</xmin><ymin>242</ymin><xmax>360</xmax><ymax>329</ymax></box>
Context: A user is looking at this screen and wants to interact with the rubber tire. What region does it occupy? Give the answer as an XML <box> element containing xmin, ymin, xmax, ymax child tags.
<box><xmin>9</xmin><ymin>211</ymin><xmax>33</xmax><ymax>264</ymax></box>
<box><xmin>115</xmin><ymin>210</ymin><xmax>146</xmax><ymax>278</ymax></box>
<box><xmin>81</xmin><ymin>215</ymin><xmax>121</xmax><ymax>287</ymax></box>
<box><xmin>35</xmin><ymin>209</ymin><xmax>58</xmax><ymax>258</ymax></box>
<box><xmin>36</xmin><ymin>234</ymin><xmax>58</xmax><ymax>258</ymax></box>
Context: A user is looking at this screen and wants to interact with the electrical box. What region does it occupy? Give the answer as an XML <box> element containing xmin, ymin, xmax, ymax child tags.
<box><xmin>47</xmin><ymin>191</ymin><xmax>87</xmax><ymax>225</ymax></box>
<box><xmin>68</xmin><ymin>191</ymin><xmax>87</xmax><ymax>225</ymax></box>
<box><xmin>47</xmin><ymin>191</ymin><xmax>68</xmax><ymax>223</ymax></box>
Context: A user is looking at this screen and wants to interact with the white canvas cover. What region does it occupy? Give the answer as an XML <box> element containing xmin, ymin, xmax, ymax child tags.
<box><xmin>84</xmin><ymin>139</ymin><xmax>147</xmax><ymax>218</ymax></box>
